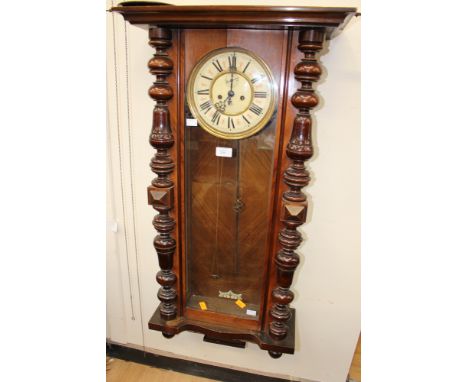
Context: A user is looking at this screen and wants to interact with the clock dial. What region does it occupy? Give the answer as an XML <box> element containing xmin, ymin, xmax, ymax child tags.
<box><xmin>187</xmin><ymin>47</ymin><xmax>276</xmax><ymax>139</ymax></box>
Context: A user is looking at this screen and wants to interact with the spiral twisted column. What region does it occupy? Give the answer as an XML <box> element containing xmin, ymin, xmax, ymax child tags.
<box><xmin>146</xmin><ymin>27</ymin><xmax>177</xmax><ymax>322</ymax></box>
<box><xmin>269</xmin><ymin>29</ymin><xmax>325</xmax><ymax>351</ymax></box>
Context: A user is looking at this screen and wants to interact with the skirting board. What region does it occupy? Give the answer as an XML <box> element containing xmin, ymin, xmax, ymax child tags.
<box><xmin>106</xmin><ymin>342</ymin><xmax>297</xmax><ymax>382</ymax></box>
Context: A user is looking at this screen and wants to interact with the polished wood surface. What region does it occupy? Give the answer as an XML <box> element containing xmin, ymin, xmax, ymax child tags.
<box><xmin>348</xmin><ymin>335</ymin><xmax>361</xmax><ymax>382</ymax></box>
<box><xmin>185</xmin><ymin>305</ymin><xmax>260</xmax><ymax>332</ymax></box>
<box><xmin>149</xmin><ymin>306</ymin><xmax>295</xmax><ymax>354</ymax></box>
<box><xmin>264</xmin><ymin>30</ymin><xmax>300</xmax><ymax>337</ymax></box>
<box><xmin>107</xmin><ymin>357</ymin><xmax>216</xmax><ymax>382</ymax></box>
<box><xmin>111</xmin><ymin>4</ymin><xmax>357</xmax><ymax>38</ymax></box>
<box><xmin>267</xmin><ymin>29</ymin><xmax>325</xmax><ymax>358</ymax></box>
<box><xmin>111</xmin><ymin>3</ymin><xmax>355</xmax><ymax>358</ymax></box>
<box><xmin>147</xmin><ymin>26</ymin><xmax>178</xmax><ymax>322</ymax></box>
<box><xmin>106</xmin><ymin>346</ymin><xmax>294</xmax><ymax>382</ymax></box>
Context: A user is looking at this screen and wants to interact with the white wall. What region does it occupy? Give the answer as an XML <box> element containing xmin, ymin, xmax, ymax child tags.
<box><xmin>106</xmin><ymin>1</ymin><xmax>360</xmax><ymax>381</ymax></box>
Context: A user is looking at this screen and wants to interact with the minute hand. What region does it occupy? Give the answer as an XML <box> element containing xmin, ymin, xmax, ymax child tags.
<box><xmin>228</xmin><ymin>72</ymin><xmax>235</xmax><ymax>105</ymax></box>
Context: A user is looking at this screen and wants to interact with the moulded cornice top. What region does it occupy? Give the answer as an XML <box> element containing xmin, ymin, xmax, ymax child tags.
<box><xmin>110</xmin><ymin>2</ymin><xmax>358</xmax><ymax>38</ymax></box>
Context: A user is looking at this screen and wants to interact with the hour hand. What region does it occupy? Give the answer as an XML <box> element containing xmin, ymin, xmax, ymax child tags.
<box><xmin>226</xmin><ymin>90</ymin><xmax>235</xmax><ymax>106</ymax></box>
<box><xmin>214</xmin><ymin>100</ymin><xmax>226</xmax><ymax>112</ymax></box>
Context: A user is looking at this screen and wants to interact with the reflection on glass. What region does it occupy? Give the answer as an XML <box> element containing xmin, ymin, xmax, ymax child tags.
<box><xmin>185</xmin><ymin>118</ymin><xmax>276</xmax><ymax>320</ymax></box>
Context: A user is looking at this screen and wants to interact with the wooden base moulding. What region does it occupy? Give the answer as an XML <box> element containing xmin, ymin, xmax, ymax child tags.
<box><xmin>149</xmin><ymin>306</ymin><xmax>296</xmax><ymax>356</ymax></box>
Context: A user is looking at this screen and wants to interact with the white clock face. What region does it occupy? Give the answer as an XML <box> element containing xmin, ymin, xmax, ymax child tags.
<box><xmin>187</xmin><ymin>47</ymin><xmax>276</xmax><ymax>140</ymax></box>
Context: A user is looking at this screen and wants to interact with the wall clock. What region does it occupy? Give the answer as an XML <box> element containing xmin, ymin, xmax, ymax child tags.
<box><xmin>111</xmin><ymin>3</ymin><xmax>358</xmax><ymax>358</ymax></box>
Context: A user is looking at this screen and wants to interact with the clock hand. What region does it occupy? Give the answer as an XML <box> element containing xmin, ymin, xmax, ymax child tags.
<box><xmin>214</xmin><ymin>94</ymin><xmax>231</xmax><ymax>112</ymax></box>
<box><xmin>228</xmin><ymin>72</ymin><xmax>234</xmax><ymax>105</ymax></box>
<box><xmin>216</xmin><ymin>74</ymin><xmax>236</xmax><ymax>112</ymax></box>
<box><xmin>224</xmin><ymin>94</ymin><xmax>236</xmax><ymax>108</ymax></box>
<box><xmin>223</xmin><ymin>91</ymin><xmax>234</xmax><ymax>107</ymax></box>
<box><xmin>227</xmin><ymin>72</ymin><xmax>239</xmax><ymax>106</ymax></box>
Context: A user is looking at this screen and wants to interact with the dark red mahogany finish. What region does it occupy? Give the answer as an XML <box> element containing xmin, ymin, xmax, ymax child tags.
<box><xmin>111</xmin><ymin>3</ymin><xmax>357</xmax><ymax>358</ymax></box>
<box><xmin>112</xmin><ymin>4</ymin><xmax>356</xmax><ymax>38</ymax></box>
<box><xmin>147</xmin><ymin>27</ymin><xmax>178</xmax><ymax>326</ymax></box>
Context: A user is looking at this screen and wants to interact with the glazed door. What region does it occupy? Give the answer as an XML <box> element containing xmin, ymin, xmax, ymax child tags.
<box><xmin>185</xmin><ymin>118</ymin><xmax>276</xmax><ymax>323</ymax></box>
<box><xmin>182</xmin><ymin>28</ymin><xmax>288</xmax><ymax>329</ymax></box>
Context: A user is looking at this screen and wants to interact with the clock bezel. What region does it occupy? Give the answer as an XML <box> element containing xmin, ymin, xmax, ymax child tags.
<box><xmin>186</xmin><ymin>46</ymin><xmax>278</xmax><ymax>140</ymax></box>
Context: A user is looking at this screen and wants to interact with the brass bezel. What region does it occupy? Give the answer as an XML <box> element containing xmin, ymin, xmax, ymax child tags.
<box><xmin>187</xmin><ymin>47</ymin><xmax>277</xmax><ymax>140</ymax></box>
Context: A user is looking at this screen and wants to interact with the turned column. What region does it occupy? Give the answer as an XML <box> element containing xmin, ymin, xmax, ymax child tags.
<box><xmin>146</xmin><ymin>27</ymin><xmax>177</xmax><ymax>323</ymax></box>
<box><xmin>269</xmin><ymin>29</ymin><xmax>325</xmax><ymax>355</ymax></box>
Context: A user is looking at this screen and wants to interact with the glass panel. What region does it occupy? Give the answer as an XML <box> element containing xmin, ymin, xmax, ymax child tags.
<box><xmin>185</xmin><ymin>117</ymin><xmax>277</xmax><ymax>320</ymax></box>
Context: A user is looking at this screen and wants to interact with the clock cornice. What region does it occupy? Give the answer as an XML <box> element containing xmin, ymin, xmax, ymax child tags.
<box><xmin>110</xmin><ymin>3</ymin><xmax>358</xmax><ymax>38</ymax></box>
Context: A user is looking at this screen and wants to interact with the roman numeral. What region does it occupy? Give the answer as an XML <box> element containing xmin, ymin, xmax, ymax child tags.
<box><xmin>251</xmin><ymin>75</ymin><xmax>263</xmax><ymax>84</ymax></box>
<box><xmin>200</xmin><ymin>100</ymin><xmax>212</xmax><ymax>114</ymax></box>
<box><xmin>211</xmin><ymin>110</ymin><xmax>221</xmax><ymax>125</ymax></box>
<box><xmin>228</xmin><ymin>117</ymin><xmax>235</xmax><ymax>130</ymax></box>
<box><xmin>212</xmin><ymin>59</ymin><xmax>223</xmax><ymax>72</ymax></box>
<box><xmin>254</xmin><ymin>91</ymin><xmax>267</xmax><ymax>98</ymax></box>
<box><xmin>201</xmin><ymin>75</ymin><xmax>213</xmax><ymax>81</ymax></box>
<box><xmin>249</xmin><ymin>104</ymin><xmax>263</xmax><ymax>116</ymax></box>
<box><xmin>228</xmin><ymin>54</ymin><xmax>237</xmax><ymax>71</ymax></box>
<box><xmin>242</xmin><ymin>115</ymin><xmax>250</xmax><ymax>125</ymax></box>
<box><xmin>242</xmin><ymin>61</ymin><xmax>251</xmax><ymax>73</ymax></box>
<box><xmin>196</xmin><ymin>89</ymin><xmax>210</xmax><ymax>95</ymax></box>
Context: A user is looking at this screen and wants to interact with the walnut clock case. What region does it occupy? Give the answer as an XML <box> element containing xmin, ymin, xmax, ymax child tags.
<box><xmin>111</xmin><ymin>3</ymin><xmax>357</xmax><ymax>359</ymax></box>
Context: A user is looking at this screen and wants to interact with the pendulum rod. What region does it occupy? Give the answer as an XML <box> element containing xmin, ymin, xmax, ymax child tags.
<box><xmin>210</xmin><ymin>138</ymin><xmax>224</xmax><ymax>279</ymax></box>
<box><xmin>233</xmin><ymin>139</ymin><xmax>241</xmax><ymax>275</ymax></box>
